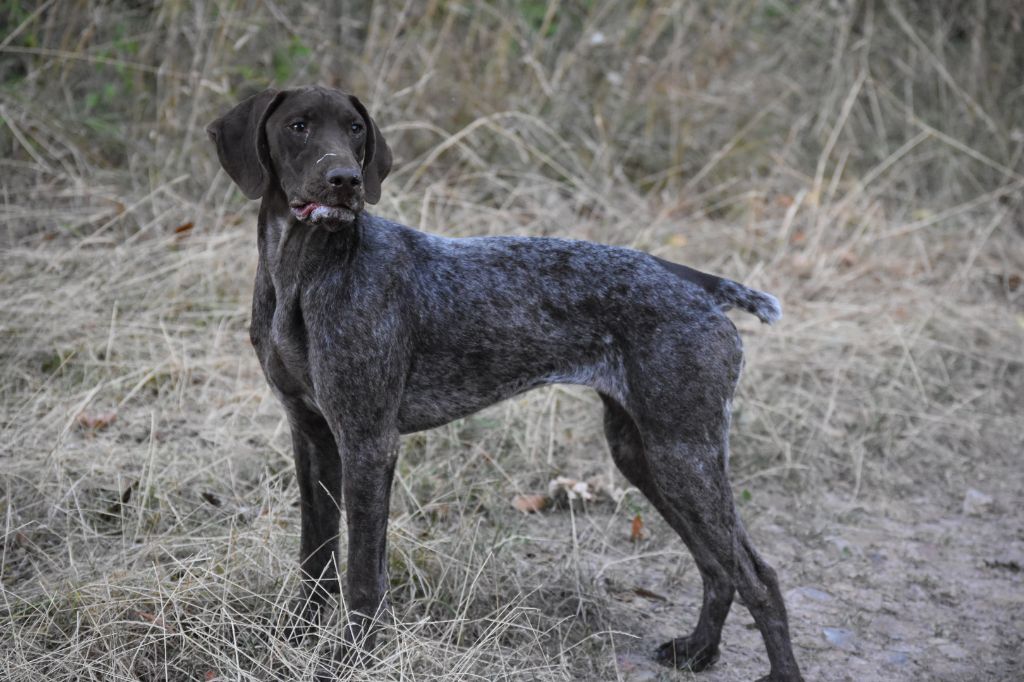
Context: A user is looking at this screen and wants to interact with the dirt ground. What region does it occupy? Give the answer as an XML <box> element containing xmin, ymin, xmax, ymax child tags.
<box><xmin>549</xmin><ymin>459</ymin><xmax>1024</xmax><ymax>681</ymax></box>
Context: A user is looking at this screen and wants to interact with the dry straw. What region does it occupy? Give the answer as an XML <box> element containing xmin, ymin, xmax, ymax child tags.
<box><xmin>1</xmin><ymin>1</ymin><xmax>1021</xmax><ymax>680</ymax></box>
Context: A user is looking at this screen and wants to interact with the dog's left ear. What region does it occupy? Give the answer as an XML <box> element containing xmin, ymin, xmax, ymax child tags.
<box><xmin>348</xmin><ymin>95</ymin><xmax>392</xmax><ymax>205</ymax></box>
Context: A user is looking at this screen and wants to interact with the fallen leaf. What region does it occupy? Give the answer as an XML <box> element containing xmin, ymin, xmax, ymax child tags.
<box><xmin>512</xmin><ymin>494</ymin><xmax>548</xmax><ymax>513</ymax></box>
<box><xmin>983</xmin><ymin>558</ymin><xmax>1022</xmax><ymax>573</ymax></box>
<box><xmin>77</xmin><ymin>410</ymin><xmax>117</xmax><ymax>430</ymax></box>
<box><xmin>135</xmin><ymin>611</ymin><xmax>166</xmax><ymax>628</ymax></box>
<box><xmin>548</xmin><ymin>476</ymin><xmax>593</xmax><ymax>501</ymax></box>
<box><xmin>633</xmin><ymin>585</ymin><xmax>667</xmax><ymax>601</ymax></box>
<box><xmin>586</xmin><ymin>474</ymin><xmax>626</xmax><ymax>503</ymax></box>
<box><xmin>630</xmin><ymin>513</ymin><xmax>644</xmax><ymax>542</ymax></box>
<box><xmin>100</xmin><ymin>480</ymin><xmax>138</xmax><ymax>521</ymax></box>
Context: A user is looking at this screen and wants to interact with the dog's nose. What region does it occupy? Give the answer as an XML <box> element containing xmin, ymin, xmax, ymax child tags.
<box><xmin>326</xmin><ymin>166</ymin><xmax>362</xmax><ymax>188</ymax></box>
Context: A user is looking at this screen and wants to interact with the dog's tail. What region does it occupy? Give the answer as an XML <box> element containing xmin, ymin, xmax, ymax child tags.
<box><xmin>713</xmin><ymin>278</ymin><xmax>782</xmax><ymax>325</ymax></box>
<box><xmin>652</xmin><ymin>256</ymin><xmax>782</xmax><ymax>325</ymax></box>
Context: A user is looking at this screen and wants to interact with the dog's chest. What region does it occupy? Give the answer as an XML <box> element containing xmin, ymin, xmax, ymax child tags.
<box><xmin>251</xmin><ymin>275</ymin><xmax>316</xmax><ymax>404</ymax></box>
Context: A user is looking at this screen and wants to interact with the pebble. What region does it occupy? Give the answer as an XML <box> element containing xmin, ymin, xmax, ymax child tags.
<box><xmin>615</xmin><ymin>652</ymin><xmax>659</xmax><ymax>680</ymax></box>
<box><xmin>787</xmin><ymin>586</ymin><xmax>835</xmax><ymax>606</ymax></box>
<box><xmin>825</xmin><ymin>535</ymin><xmax>856</xmax><ymax>555</ymax></box>
<box><xmin>858</xmin><ymin>590</ymin><xmax>883</xmax><ymax>613</ymax></box>
<box><xmin>884</xmin><ymin>650</ymin><xmax>911</xmax><ymax>666</ymax></box>
<box><xmin>871</xmin><ymin>614</ymin><xmax>913</xmax><ymax>641</ymax></box>
<box><xmin>823</xmin><ymin>627</ymin><xmax>858</xmax><ymax>652</ymax></box>
<box><xmin>938</xmin><ymin>642</ymin><xmax>968</xmax><ymax>660</ymax></box>
<box><xmin>797</xmin><ymin>586</ymin><xmax>834</xmax><ymax>602</ymax></box>
<box><xmin>962</xmin><ymin>488</ymin><xmax>994</xmax><ymax>516</ymax></box>
<box><xmin>906</xmin><ymin>583</ymin><xmax>929</xmax><ymax>602</ymax></box>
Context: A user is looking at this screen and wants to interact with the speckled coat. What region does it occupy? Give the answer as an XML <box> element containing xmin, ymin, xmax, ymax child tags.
<box><xmin>208</xmin><ymin>86</ymin><xmax>802</xmax><ymax>682</ymax></box>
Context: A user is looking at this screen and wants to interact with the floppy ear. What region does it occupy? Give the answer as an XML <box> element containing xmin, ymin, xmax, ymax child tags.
<box><xmin>206</xmin><ymin>89</ymin><xmax>285</xmax><ymax>200</ymax></box>
<box><xmin>348</xmin><ymin>95</ymin><xmax>392</xmax><ymax>204</ymax></box>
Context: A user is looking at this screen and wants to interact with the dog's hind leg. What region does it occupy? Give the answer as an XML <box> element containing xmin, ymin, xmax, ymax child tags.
<box><xmin>732</xmin><ymin>517</ymin><xmax>801</xmax><ymax>682</ymax></box>
<box><xmin>632</xmin><ymin>425</ymin><xmax>801</xmax><ymax>681</ymax></box>
<box><xmin>601</xmin><ymin>313</ymin><xmax>802</xmax><ymax>679</ymax></box>
<box><xmin>601</xmin><ymin>395</ymin><xmax>734</xmax><ymax>672</ymax></box>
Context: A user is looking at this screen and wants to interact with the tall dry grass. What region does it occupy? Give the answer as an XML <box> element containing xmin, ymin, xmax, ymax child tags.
<box><xmin>1</xmin><ymin>1</ymin><xmax>1022</xmax><ymax>679</ymax></box>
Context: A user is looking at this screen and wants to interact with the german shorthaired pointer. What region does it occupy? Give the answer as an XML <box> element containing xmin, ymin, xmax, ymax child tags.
<box><xmin>207</xmin><ymin>86</ymin><xmax>802</xmax><ymax>681</ymax></box>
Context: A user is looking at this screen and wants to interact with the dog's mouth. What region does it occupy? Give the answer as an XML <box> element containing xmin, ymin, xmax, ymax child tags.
<box><xmin>290</xmin><ymin>201</ymin><xmax>358</xmax><ymax>225</ymax></box>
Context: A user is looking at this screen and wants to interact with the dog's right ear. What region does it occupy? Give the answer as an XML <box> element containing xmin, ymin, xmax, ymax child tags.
<box><xmin>206</xmin><ymin>89</ymin><xmax>285</xmax><ymax>200</ymax></box>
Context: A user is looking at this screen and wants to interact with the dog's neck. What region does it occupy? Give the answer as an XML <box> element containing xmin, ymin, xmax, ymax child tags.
<box><xmin>256</xmin><ymin>188</ymin><xmax>362</xmax><ymax>291</ymax></box>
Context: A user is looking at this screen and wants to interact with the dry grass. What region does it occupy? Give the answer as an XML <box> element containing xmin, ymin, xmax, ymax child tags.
<box><xmin>1</xmin><ymin>1</ymin><xmax>1022</xmax><ymax>680</ymax></box>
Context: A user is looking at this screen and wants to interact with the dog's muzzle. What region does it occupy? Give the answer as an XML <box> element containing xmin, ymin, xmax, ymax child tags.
<box><xmin>292</xmin><ymin>202</ymin><xmax>357</xmax><ymax>224</ymax></box>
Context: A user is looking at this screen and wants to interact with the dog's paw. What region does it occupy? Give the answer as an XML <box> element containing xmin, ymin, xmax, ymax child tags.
<box><xmin>279</xmin><ymin>596</ymin><xmax>324</xmax><ymax>644</ymax></box>
<box><xmin>655</xmin><ymin>636</ymin><xmax>720</xmax><ymax>672</ymax></box>
<box><xmin>312</xmin><ymin>647</ymin><xmax>376</xmax><ymax>681</ymax></box>
<box><xmin>321</xmin><ymin>636</ymin><xmax>380</xmax><ymax>677</ymax></box>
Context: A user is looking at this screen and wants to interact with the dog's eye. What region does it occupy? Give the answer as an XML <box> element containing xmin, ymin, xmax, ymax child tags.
<box><xmin>288</xmin><ymin>121</ymin><xmax>307</xmax><ymax>133</ymax></box>
<box><xmin>350</xmin><ymin>122</ymin><xmax>364</xmax><ymax>134</ymax></box>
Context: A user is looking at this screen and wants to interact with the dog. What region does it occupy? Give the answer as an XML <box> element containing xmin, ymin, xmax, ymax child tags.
<box><xmin>207</xmin><ymin>86</ymin><xmax>802</xmax><ymax>681</ymax></box>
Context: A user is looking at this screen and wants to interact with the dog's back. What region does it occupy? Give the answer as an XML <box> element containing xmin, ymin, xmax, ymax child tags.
<box><xmin>342</xmin><ymin>216</ymin><xmax>752</xmax><ymax>434</ymax></box>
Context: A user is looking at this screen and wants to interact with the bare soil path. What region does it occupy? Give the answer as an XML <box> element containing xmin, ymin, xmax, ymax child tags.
<box><xmin>585</xmin><ymin>464</ymin><xmax>1024</xmax><ymax>681</ymax></box>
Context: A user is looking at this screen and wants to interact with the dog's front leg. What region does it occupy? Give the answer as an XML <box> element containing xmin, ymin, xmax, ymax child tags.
<box><xmin>282</xmin><ymin>403</ymin><xmax>343</xmax><ymax>641</ymax></box>
<box><xmin>338</xmin><ymin>428</ymin><xmax>399</xmax><ymax>660</ymax></box>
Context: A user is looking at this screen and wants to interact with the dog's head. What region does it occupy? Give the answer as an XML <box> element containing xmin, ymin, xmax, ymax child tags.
<box><xmin>207</xmin><ymin>86</ymin><xmax>392</xmax><ymax>230</ymax></box>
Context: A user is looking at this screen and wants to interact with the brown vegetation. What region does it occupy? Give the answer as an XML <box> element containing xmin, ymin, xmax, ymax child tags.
<box><xmin>1</xmin><ymin>1</ymin><xmax>1021</xmax><ymax>680</ymax></box>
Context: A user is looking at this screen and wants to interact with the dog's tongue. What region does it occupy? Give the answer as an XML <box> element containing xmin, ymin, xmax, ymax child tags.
<box><xmin>292</xmin><ymin>203</ymin><xmax>319</xmax><ymax>219</ymax></box>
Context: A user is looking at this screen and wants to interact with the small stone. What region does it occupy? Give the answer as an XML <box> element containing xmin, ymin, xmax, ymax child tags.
<box><xmin>867</xmin><ymin>551</ymin><xmax>887</xmax><ymax>567</ymax></box>
<box><xmin>906</xmin><ymin>583</ymin><xmax>929</xmax><ymax>602</ymax></box>
<box><xmin>962</xmin><ymin>488</ymin><xmax>994</xmax><ymax>516</ymax></box>
<box><xmin>871</xmin><ymin>614</ymin><xmax>913</xmax><ymax>641</ymax></box>
<box><xmin>796</xmin><ymin>586</ymin><xmax>834</xmax><ymax>602</ymax></box>
<box><xmin>786</xmin><ymin>586</ymin><xmax>836</xmax><ymax>613</ymax></box>
<box><xmin>884</xmin><ymin>650</ymin><xmax>910</xmax><ymax>666</ymax></box>
<box><xmin>825</xmin><ymin>535</ymin><xmax>860</xmax><ymax>557</ymax></box>
<box><xmin>938</xmin><ymin>642</ymin><xmax>968</xmax><ymax>660</ymax></box>
<box><xmin>823</xmin><ymin>627</ymin><xmax>858</xmax><ymax>651</ymax></box>
<box><xmin>615</xmin><ymin>652</ymin><xmax>658</xmax><ymax>680</ymax></box>
<box><xmin>858</xmin><ymin>595</ymin><xmax>882</xmax><ymax>614</ymax></box>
